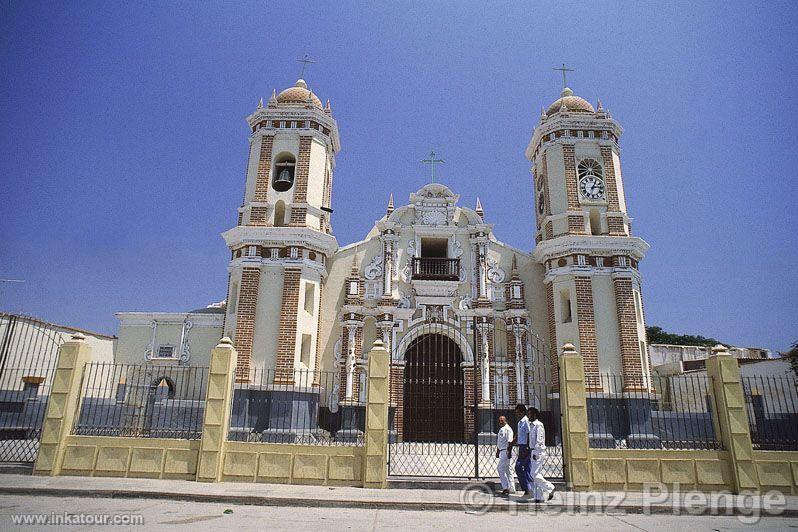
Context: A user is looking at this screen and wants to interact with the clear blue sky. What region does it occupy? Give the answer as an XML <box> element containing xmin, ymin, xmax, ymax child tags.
<box><xmin>1</xmin><ymin>2</ymin><xmax>796</xmax><ymax>352</ymax></box>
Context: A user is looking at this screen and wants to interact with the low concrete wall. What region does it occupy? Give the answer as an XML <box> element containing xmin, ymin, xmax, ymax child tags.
<box><xmin>753</xmin><ymin>450</ymin><xmax>798</xmax><ymax>495</ymax></box>
<box><xmin>59</xmin><ymin>435</ymin><xmax>200</xmax><ymax>480</ymax></box>
<box><xmin>221</xmin><ymin>441</ymin><xmax>364</xmax><ymax>486</ymax></box>
<box><xmin>35</xmin><ymin>336</ymin><xmax>387</xmax><ymax>488</ymax></box>
<box><xmin>590</xmin><ymin>449</ymin><xmax>733</xmax><ymax>491</ymax></box>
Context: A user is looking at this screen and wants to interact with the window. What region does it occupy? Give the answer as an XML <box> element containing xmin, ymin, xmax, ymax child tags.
<box><xmin>304</xmin><ymin>282</ymin><xmax>315</xmax><ymax>315</ymax></box>
<box><xmin>157</xmin><ymin>345</ymin><xmax>175</xmax><ymax>358</ymax></box>
<box><xmin>589</xmin><ymin>208</ymin><xmax>602</xmax><ymax>235</ymax></box>
<box><xmin>577</xmin><ymin>255</ymin><xmax>587</xmax><ymax>266</ymax></box>
<box><xmin>618</xmin><ymin>256</ymin><xmax>628</xmax><ymax>267</ymax></box>
<box><xmin>595</xmin><ymin>257</ymin><xmax>605</xmax><ymax>267</ymax></box>
<box><xmin>272</xmin><ymin>153</ymin><xmax>296</xmax><ymax>192</ymax></box>
<box><xmin>300</xmin><ymin>334</ymin><xmax>312</xmax><ymax>368</ymax></box>
<box><xmin>634</xmin><ymin>290</ymin><xmax>644</xmax><ymax>325</ymax></box>
<box><xmin>273</xmin><ymin>200</ymin><xmax>286</xmax><ymax>227</ymax></box>
<box><xmin>348</xmin><ymin>281</ymin><xmax>359</xmax><ymax>296</ymax></box>
<box><xmin>560</xmin><ymin>289</ymin><xmax>572</xmax><ymax>324</ymax></box>
<box><xmin>420</xmin><ymin>238</ymin><xmax>448</xmax><ymax>258</ymax></box>
<box><xmin>229</xmin><ymin>281</ymin><xmax>239</xmax><ymax>313</ymax></box>
<box><xmin>247</xmin><ymin>245</ymin><xmax>258</xmax><ymax>257</ymax></box>
<box><xmin>577</xmin><ymin>159</ymin><xmax>603</xmax><ymax>180</ymax></box>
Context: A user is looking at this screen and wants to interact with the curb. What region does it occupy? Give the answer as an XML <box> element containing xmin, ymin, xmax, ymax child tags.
<box><xmin>0</xmin><ymin>486</ymin><xmax>796</xmax><ymax>517</ymax></box>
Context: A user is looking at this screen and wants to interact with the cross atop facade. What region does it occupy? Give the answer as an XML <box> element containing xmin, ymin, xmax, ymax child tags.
<box><xmin>553</xmin><ymin>63</ymin><xmax>575</xmax><ymax>89</ymax></box>
<box><xmin>421</xmin><ymin>151</ymin><xmax>445</xmax><ymax>183</ymax></box>
<box><xmin>297</xmin><ymin>54</ymin><xmax>316</xmax><ymax>79</ymax></box>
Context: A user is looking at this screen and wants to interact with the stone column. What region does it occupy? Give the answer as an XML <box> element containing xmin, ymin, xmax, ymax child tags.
<box><xmin>706</xmin><ymin>344</ymin><xmax>758</xmax><ymax>493</ymax></box>
<box><xmin>558</xmin><ymin>343</ymin><xmax>592</xmax><ymax>491</ymax></box>
<box><xmin>363</xmin><ymin>339</ymin><xmax>390</xmax><ymax>488</ymax></box>
<box><xmin>196</xmin><ymin>337</ymin><xmax>238</xmax><ymax>482</ymax></box>
<box><xmin>33</xmin><ymin>333</ymin><xmax>92</xmax><ymax>476</ymax></box>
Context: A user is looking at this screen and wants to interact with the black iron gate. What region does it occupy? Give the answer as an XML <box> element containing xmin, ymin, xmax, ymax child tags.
<box><xmin>388</xmin><ymin>315</ymin><xmax>562</xmax><ymax>479</ymax></box>
<box><xmin>0</xmin><ymin>314</ymin><xmax>62</xmax><ymax>464</ymax></box>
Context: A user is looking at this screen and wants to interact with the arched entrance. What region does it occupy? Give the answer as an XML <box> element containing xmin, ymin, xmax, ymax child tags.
<box><xmin>403</xmin><ymin>333</ymin><xmax>464</xmax><ymax>442</ymax></box>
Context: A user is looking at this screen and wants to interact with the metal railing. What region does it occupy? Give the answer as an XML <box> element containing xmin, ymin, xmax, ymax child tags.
<box><xmin>228</xmin><ymin>367</ymin><xmax>365</xmax><ymax>446</ymax></box>
<box><xmin>586</xmin><ymin>373</ymin><xmax>720</xmax><ymax>450</ymax></box>
<box><xmin>0</xmin><ymin>367</ymin><xmax>55</xmax><ymax>462</ymax></box>
<box><xmin>742</xmin><ymin>374</ymin><xmax>798</xmax><ymax>450</ymax></box>
<box><xmin>411</xmin><ymin>257</ymin><xmax>459</xmax><ymax>281</ymax></box>
<box><xmin>72</xmin><ymin>363</ymin><xmax>209</xmax><ymax>440</ymax></box>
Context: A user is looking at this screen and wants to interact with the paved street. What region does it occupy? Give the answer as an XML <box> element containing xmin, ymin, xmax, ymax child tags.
<box><xmin>0</xmin><ymin>495</ymin><xmax>796</xmax><ymax>531</ymax></box>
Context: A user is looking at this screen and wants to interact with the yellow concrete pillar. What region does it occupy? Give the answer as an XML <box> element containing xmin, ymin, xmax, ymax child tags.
<box><xmin>33</xmin><ymin>333</ymin><xmax>93</xmax><ymax>476</ymax></box>
<box><xmin>363</xmin><ymin>339</ymin><xmax>390</xmax><ymax>488</ymax></box>
<box><xmin>558</xmin><ymin>343</ymin><xmax>592</xmax><ymax>491</ymax></box>
<box><xmin>196</xmin><ymin>337</ymin><xmax>238</xmax><ymax>482</ymax></box>
<box><xmin>706</xmin><ymin>344</ymin><xmax>758</xmax><ymax>493</ymax></box>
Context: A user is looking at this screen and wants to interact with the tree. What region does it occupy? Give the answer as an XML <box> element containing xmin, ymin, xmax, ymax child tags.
<box><xmin>781</xmin><ymin>340</ymin><xmax>798</xmax><ymax>378</ymax></box>
<box><xmin>645</xmin><ymin>326</ymin><xmax>723</xmax><ymax>347</ymax></box>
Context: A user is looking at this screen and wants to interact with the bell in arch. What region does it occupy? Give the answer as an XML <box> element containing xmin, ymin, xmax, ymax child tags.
<box><xmin>273</xmin><ymin>165</ymin><xmax>294</xmax><ymax>192</ymax></box>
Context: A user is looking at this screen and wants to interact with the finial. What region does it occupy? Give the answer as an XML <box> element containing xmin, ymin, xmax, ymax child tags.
<box><xmin>475</xmin><ymin>197</ymin><xmax>484</xmax><ymax>218</ymax></box>
<box><xmin>269</xmin><ymin>89</ymin><xmax>277</xmax><ymax>103</ymax></box>
<box><xmin>712</xmin><ymin>344</ymin><xmax>729</xmax><ymax>355</ymax></box>
<box><xmin>560</xmin><ymin>87</ymin><xmax>574</xmax><ymax>97</ymax></box>
<box><xmin>386</xmin><ymin>193</ymin><xmax>394</xmax><ymax>215</ymax></box>
<box><xmin>511</xmin><ymin>254</ymin><xmax>518</xmax><ymax>273</ymax></box>
<box><xmin>325</xmin><ymin>99</ymin><xmax>331</xmax><ymax>109</ymax></box>
<box><xmin>295</xmin><ymin>78</ymin><xmax>308</xmax><ymax>89</ymax></box>
<box><xmin>350</xmin><ymin>255</ymin><xmax>359</xmax><ymax>274</ymax></box>
<box><xmin>218</xmin><ymin>337</ymin><xmax>234</xmax><ymax>347</ymax></box>
<box><xmin>257</xmin><ymin>97</ymin><xmax>263</xmax><ymax>109</ymax></box>
<box><xmin>597</xmin><ymin>99</ymin><xmax>603</xmax><ymax>111</ymax></box>
<box><xmin>540</xmin><ymin>106</ymin><xmax>547</xmax><ymax>120</ymax></box>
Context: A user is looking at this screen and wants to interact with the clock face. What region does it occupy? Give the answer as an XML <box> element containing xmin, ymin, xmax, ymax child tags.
<box><xmin>538</xmin><ymin>193</ymin><xmax>545</xmax><ymax>214</ymax></box>
<box><xmin>579</xmin><ymin>176</ymin><xmax>606</xmax><ymax>200</ymax></box>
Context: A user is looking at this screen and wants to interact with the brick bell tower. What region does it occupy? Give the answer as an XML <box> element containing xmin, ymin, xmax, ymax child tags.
<box><xmin>527</xmin><ymin>84</ymin><xmax>654</xmax><ymax>399</ymax></box>
<box><xmin>222</xmin><ymin>78</ymin><xmax>339</xmax><ymax>384</ymax></box>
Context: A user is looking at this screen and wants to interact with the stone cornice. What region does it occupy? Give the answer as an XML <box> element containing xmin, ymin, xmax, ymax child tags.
<box><xmin>246</xmin><ymin>106</ymin><xmax>340</xmax><ymax>152</ymax></box>
<box><xmin>532</xmin><ymin>234</ymin><xmax>649</xmax><ymax>263</ymax></box>
<box><xmin>222</xmin><ymin>225</ymin><xmax>338</xmax><ymax>256</ymax></box>
<box><xmin>526</xmin><ymin>114</ymin><xmax>624</xmax><ymax>160</ymax></box>
<box><xmin>116</xmin><ymin>312</ymin><xmax>224</xmax><ymax>327</ymax></box>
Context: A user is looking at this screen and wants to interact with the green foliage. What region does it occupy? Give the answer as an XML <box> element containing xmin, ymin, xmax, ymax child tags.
<box><xmin>645</xmin><ymin>326</ymin><xmax>722</xmax><ymax>347</ymax></box>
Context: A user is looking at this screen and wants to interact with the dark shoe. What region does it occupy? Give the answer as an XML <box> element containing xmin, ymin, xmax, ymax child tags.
<box><xmin>500</xmin><ymin>489</ymin><xmax>509</xmax><ymax>495</ymax></box>
<box><xmin>534</xmin><ymin>499</ymin><xmax>544</xmax><ymax>503</ymax></box>
<box><xmin>547</xmin><ymin>488</ymin><xmax>556</xmax><ymax>501</ymax></box>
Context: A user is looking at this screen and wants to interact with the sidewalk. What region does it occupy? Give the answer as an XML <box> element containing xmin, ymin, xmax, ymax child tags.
<box><xmin>0</xmin><ymin>474</ymin><xmax>796</xmax><ymax>517</ymax></box>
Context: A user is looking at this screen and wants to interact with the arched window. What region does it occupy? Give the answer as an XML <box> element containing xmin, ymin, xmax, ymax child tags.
<box><xmin>274</xmin><ymin>200</ymin><xmax>286</xmax><ymax>227</ymax></box>
<box><xmin>272</xmin><ymin>152</ymin><xmax>296</xmax><ymax>192</ymax></box>
<box><xmin>577</xmin><ymin>158</ymin><xmax>603</xmax><ymax>179</ymax></box>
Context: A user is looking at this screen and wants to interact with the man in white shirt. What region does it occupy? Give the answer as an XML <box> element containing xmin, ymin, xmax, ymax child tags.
<box><xmin>528</xmin><ymin>407</ymin><xmax>555</xmax><ymax>503</ymax></box>
<box><xmin>496</xmin><ymin>416</ymin><xmax>515</xmax><ymax>494</ymax></box>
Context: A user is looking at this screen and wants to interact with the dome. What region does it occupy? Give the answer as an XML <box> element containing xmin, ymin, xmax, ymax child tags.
<box><xmin>545</xmin><ymin>87</ymin><xmax>595</xmax><ymax>116</ymax></box>
<box><xmin>276</xmin><ymin>79</ymin><xmax>323</xmax><ymax>108</ymax></box>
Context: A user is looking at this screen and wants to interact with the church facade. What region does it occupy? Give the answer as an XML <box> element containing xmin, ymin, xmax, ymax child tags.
<box><xmin>115</xmin><ymin>77</ymin><xmax>653</xmax><ymax>442</ymax></box>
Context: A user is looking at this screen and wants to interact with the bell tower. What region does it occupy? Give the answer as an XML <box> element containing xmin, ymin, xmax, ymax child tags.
<box><xmin>527</xmin><ymin>84</ymin><xmax>653</xmax><ymax>399</ymax></box>
<box><xmin>222</xmin><ymin>78</ymin><xmax>340</xmax><ymax>383</ymax></box>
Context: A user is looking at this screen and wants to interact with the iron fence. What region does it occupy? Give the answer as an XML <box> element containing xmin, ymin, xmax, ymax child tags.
<box><xmin>586</xmin><ymin>373</ymin><xmax>720</xmax><ymax>450</ymax></box>
<box><xmin>742</xmin><ymin>374</ymin><xmax>798</xmax><ymax>450</ymax></box>
<box><xmin>0</xmin><ymin>367</ymin><xmax>55</xmax><ymax>462</ymax></box>
<box><xmin>72</xmin><ymin>363</ymin><xmax>208</xmax><ymax>440</ymax></box>
<box><xmin>228</xmin><ymin>367</ymin><xmax>364</xmax><ymax>446</ymax></box>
